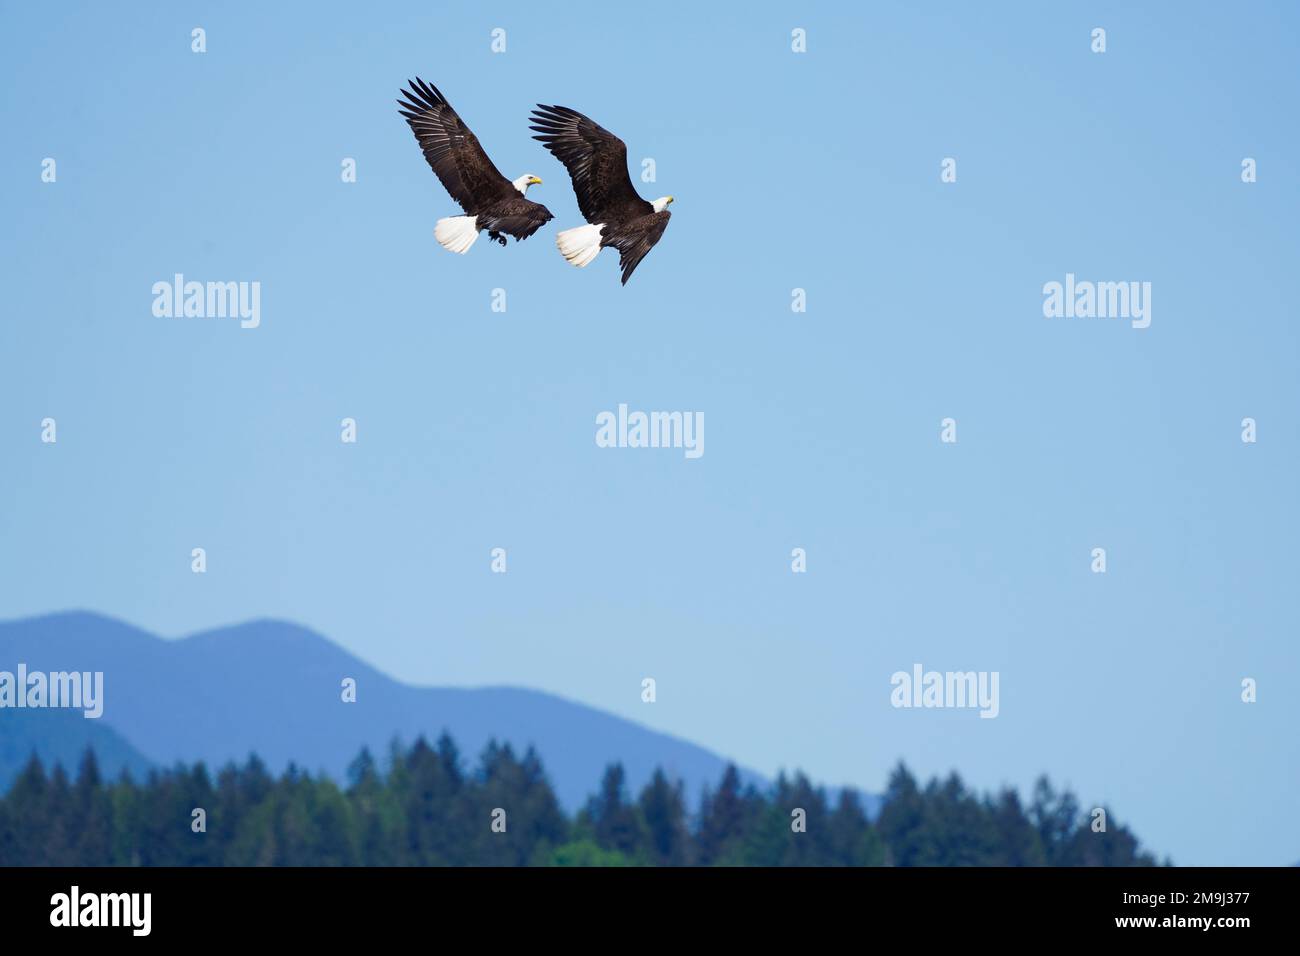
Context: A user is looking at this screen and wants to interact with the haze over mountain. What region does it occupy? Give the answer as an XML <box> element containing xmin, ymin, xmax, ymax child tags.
<box><xmin>0</xmin><ymin>611</ymin><xmax>768</xmax><ymax>808</ymax></box>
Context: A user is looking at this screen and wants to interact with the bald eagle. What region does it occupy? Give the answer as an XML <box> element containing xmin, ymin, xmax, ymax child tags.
<box><xmin>529</xmin><ymin>105</ymin><xmax>673</xmax><ymax>284</ymax></box>
<box><xmin>398</xmin><ymin>78</ymin><xmax>552</xmax><ymax>254</ymax></box>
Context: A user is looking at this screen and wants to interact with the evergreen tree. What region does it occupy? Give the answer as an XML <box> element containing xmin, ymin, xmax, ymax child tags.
<box><xmin>922</xmin><ymin>773</ymin><xmax>1001</xmax><ymax>866</ymax></box>
<box><xmin>44</xmin><ymin>765</ymin><xmax>75</xmax><ymax>866</ymax></box>
<box><xmin>0</xmin><ymin>755</ymin><xmax>50</xmax><ymax>865</ymax></box>
<box><xmin>71</xmin><ymin>749</ymin><xmax>112</xmax><ymax>865</ymax></box>
<box><xmin>403</xmin><ymin>736</ymin><xmax>462</xmax><ymax>865</ymax></box>
<box><xmin>1029</xmin><ymin>775</ymin><xmax>1081</xmax><ymax>865</ymax></box>
<box><xmin>695</xmin><ymin>765</ymin><xmax>761</xmax><ymax>865</ymax></box>
<box><xmin>348</xmin><ymin>746</ymin><xmax>401</xmax><ymax>866</ymax></box>
<box><xmin>988</xmin><ymin>788</ymin><xmax>1046</xmax><ymax>866</ymax></box>
<box><xmin>638</xmin><ymin>769</ymin><xmax>691</xmax><ymax>866</ymax></box>
<box><xmin>827</xmin><ymin>789</ymin><xmax>886</xmax><ymax>867</ymax></box>
<box><xmin>466</xmin><ymin>741</ymin><xmax>568</xmax><ymax>866</ymax></box>
<box><xmin>584</xmin><ymin>764</ymin><xmax>648</xmax><ymax>860</ymax></box>
<box><xmin>876</xmin><ymin>762</ymin><xmax>930</xmax><ymax>865</ymax></box>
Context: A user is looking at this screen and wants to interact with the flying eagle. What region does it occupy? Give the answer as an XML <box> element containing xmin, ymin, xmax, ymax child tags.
<box><xmin>398</xmin><ymin>78</ymin><xmax>552</xmax><ymax>254</ymax></box>
<box><xmin>529</xmin><ymin>105</ymin><xmax>673</xmax><ymax>284</ymax></box>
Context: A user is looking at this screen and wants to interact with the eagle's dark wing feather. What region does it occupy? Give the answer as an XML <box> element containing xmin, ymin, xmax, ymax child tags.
<box><xmin>398</xmin><ymin>78</ymin><xmax>514</xmax><ymax>213</ymax></box>
<box><xmin>479</xmin><ymin>197</ymin><xmax>554</xmax><ymax>242</ymax></box>
<box><xmin>607</xmin><ymin>211</ymin><xmax>670</xmax><ymax>285</ymax></box>
<box><xmin>529</xmin><ymin>105</ymin><xmax>652</xmax><ymax>225</ymax></box>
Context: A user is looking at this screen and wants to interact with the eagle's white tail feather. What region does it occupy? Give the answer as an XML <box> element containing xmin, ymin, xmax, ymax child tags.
<box><xmin>556</xmin><ymin>223</ymin><xmax>604</xmax><ymax>268</ymax></box>
<box><xmin>435</xmin><ymin>215</ymin><xmax>480</xmax><ymax>254</ymax></box>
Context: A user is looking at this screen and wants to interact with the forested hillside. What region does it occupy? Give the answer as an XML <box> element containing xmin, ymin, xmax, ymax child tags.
<box><xmin>0</xmin><ymin>735</ymin><xmax>1162</xmax><ymax>866</ymax></box>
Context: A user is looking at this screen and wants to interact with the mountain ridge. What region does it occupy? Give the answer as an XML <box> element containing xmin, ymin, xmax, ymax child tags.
<box><xmin>0</xmin><ymin>610</ymin><xmax>781</xmax><ymax>809</ymax></box>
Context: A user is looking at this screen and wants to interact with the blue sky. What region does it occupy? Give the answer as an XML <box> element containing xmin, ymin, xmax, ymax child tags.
<box><xmin>2</xmin><ymin>1</ymin><xmax>1297</xmax><ymax>866</ymax></box>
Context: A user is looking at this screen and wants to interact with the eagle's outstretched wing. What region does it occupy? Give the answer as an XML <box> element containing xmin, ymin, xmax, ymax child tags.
<box><xmin>529</xmin><ymin>105</ymin><xmax>652</xmax><ymax>225</ymax></box>
<box><xmin>398</xmin><ymin>78</ymin><xmax>514</xmax><ymax>213</ymax></box>
<box><xmin>608</xmin><ymin>211</ymin><xmax>671</xmax><ymax>285</ymax></box>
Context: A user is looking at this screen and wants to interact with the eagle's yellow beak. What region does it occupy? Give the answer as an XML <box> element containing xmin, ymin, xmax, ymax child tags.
<box><xmin>529</xmin><ymin>176</ymin><xmax>543</xmax><ymax>185</ymax></box>
<box><xmin>668</xmin><ymin>196</ymin><xmax>675</xmax><ymax>204</ymax></box>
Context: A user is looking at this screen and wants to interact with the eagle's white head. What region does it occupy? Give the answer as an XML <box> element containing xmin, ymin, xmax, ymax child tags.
<box><xmin>513</xmin><ymin>174</ymin><xmax>543</xmax><ymax>194</ymax></box>
<box><xmin>651</xmin><ymin>195</ymin><xmax>674</xmax><ymax>213</ymax></box>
